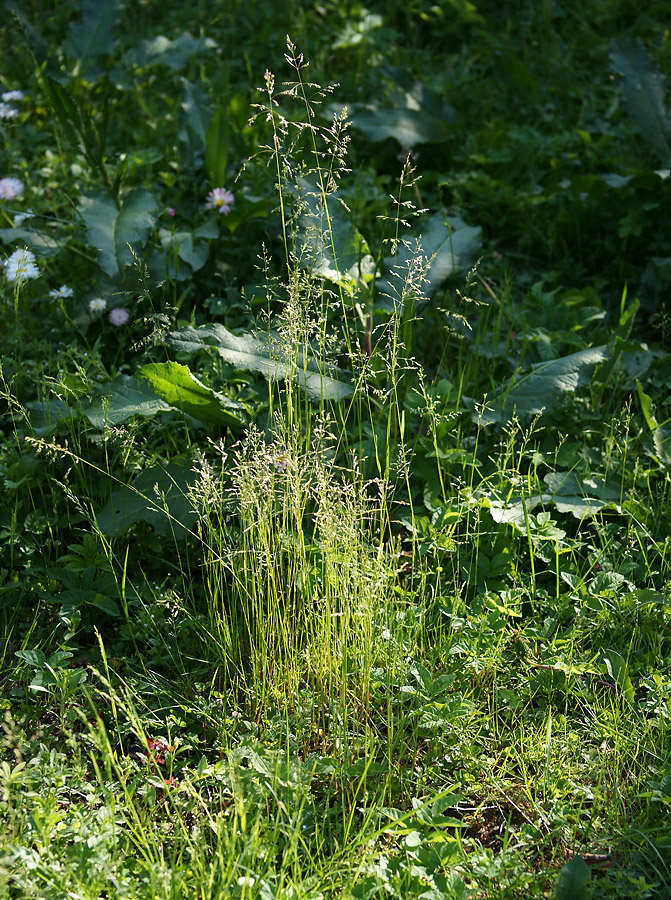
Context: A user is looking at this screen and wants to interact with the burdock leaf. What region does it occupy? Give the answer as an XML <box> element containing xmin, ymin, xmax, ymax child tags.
<box><xmin>167</xmin><ymin>323</ymin><xmax>354</xmax><ymax>402</ymax></box>
<box><xmin>295</xmin><ymin>182</ymin><xmax>374</xmax><ymax>294</ymax></box>
<box><xmin>139</xmin><ymin>361</ymin><xmax>246</xmax><ymax>428</ymax></box>
<box><xmin>377</xmin><ymin>213</ymin><xmax>481</xmax><ymax>309</ymax></box>
<box><xmin>96</xmin><ymin>463</ymin><xmax>199</xmax><ymax>538</ymax></box>
<box><xmin>84</xmin><ymin>376</ymin><xmax>173</xmax><ymax>427</ymax></box>
<box><xmin>123</xmin><ymin>33</ymin><xmax>217</xmax><ymax>72</ymax></box>
<box><xmin>66</xmin><ymin>0</ymin><xmax>119</xmax><ymax>76</ymax></box>
<box><xmin>610</xmin><ymin>39</ymin><xmax>671</xmax><ymax>165</ymax></box>
<box><xmin>477</xmin><ymin>345</ymin><xmax>611</xmax><ymax>425</ymax></box>
<box><xmin>345</xmin><ymin>105</ymin><xmax>454</xmax><ymax>147</ymax></box>
<box><xmin>80</xmin><ymin>189</ymin><xmax>158</xmax><ymax>276</ymax></box>
<box><xmin>181</xmin><ymin>79</ymin><xmax>212</xmax><ymax>149</ymax></box>
<box><xmin>542</xmin><ymin>471</ymin><xmax>622</xmax><ymax>518</ymax></box>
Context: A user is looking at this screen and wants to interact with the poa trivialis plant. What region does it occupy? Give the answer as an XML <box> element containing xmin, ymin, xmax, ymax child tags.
<box><xmin>190</xmin><ymin>415</ymin><xmax>394</xmax><ymax>709</ymax></box>
<box><xmin>3</xmin><ymin>6</ymin><xmax>671</xmax><ymax>900</ymax></box>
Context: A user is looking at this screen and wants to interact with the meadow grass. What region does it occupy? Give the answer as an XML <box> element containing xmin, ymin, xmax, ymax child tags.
<box><xmin>2</xmin><ymin>2</ymin><xmax>671</xmax><ymax>899</ymax></box>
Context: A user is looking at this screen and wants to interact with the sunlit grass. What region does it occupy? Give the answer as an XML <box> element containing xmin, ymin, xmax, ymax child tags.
<box><xmin>2</xmin><ymin>3</ymin><xmax>671</xmax><ymax>899</ymax></box>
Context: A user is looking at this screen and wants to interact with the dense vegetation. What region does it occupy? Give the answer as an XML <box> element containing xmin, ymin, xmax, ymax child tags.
<box><xmin>1</xmin><ymin>1</ymin><xmax>671</xmax><ymax>897</ymax></box>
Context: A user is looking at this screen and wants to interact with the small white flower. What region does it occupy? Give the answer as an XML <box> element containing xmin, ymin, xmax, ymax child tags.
<box><xmin>236</xmin><ymin>876</ymin><xmax>256</xmax><ymax>888</ymax></box>
<box><xmin>0</xmin><ymin>177</ymin><xmax>24</xmax><ymax>201</ymax></box>
<box><xmin>4</xmin><ymin>248</ymin><xmax>39</xmax><ymax>283</ymax></box>
<box><xmin>1</xmin><ymin>91</ymin><xmax>23</xmax><ymax>102</ymax></box>
<box><xmin>89</xmin><ymin>297</ymin><xmax>107</xmax><ymax>313</ymax></box>
<box><xmin>109</xmin><ymin>307</ymin><xmax>130</xmax><ymax>326</ymax></box>
<box><xmin>49</xmin><ymin>285</ymin><xmax>73</xmax><ymax>300</ymax></box>
<box><xmin>0</xmin><ymin>102</ymin><xmax>18</xmax><ymax>120</ymax></box>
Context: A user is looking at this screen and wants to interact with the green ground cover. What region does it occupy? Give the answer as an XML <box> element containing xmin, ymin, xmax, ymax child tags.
<box><xmin>1</xmin><ymin>1</ymin><xmax>671</xmax><ymax>897</ymax></box>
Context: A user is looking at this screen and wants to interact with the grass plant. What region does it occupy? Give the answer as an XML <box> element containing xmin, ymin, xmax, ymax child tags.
<box><xmin>2</xmin><ymin>2</ymin><xmax>671</xmax><ymax>899</ymax></box>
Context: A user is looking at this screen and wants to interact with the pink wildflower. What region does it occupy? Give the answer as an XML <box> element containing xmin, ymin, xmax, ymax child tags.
<box><xmin>0</xmin><ymin>177</ymin><xmax>24</xmax><ymax>201</ymax></box>
<box><xmin>204</xmin><ymin>187</ymin><xmax>234</xmax><ymax>215</ymax></box>
<box><xmin>109</xmin><ymin>307</ymin><xmax>130</xmax><ymax>326</ymax></box>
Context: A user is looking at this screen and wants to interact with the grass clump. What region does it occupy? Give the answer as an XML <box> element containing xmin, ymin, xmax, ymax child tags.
<box><xmin>2</xmin><ymin>3</ymin><xmax>671</xmax><ymax>899</ymax></box>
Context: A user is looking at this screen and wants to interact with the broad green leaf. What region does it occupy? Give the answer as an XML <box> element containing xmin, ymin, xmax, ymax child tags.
<box><xmin>543</xmin><ymin>471</ymin><xmax>621</xmax><ymax>518</ymax></box>
<box><xmin>553</xmin><ymin>856</ymin><xmax>590</xmax><ymax>900</ymax></box>
<box><xmin>377</xmin><ymin>213</ymin><xmax>481</xmax><ymax>308</ymax></box>
<box><xmin>159</xmin><ymin>229</ymin><xmax>209</xmax><ymax>272</ymax></box>
<box><xmin>146</xmin><ymin>248</ymin><xmax>192</xmax><ymax>283</ymax></box>
<box><xmin>611</xmin><ymin>39</ymin><xmax>671</xmax><ymax>165</ymax></box>
<box><xmin>637</xmin><ymin>380</ymin><xmax>671</xmax><ymax>467</ymax></box>
<box><xmin>139</xmin><ymin>361</ymin><xmax>247</xmax><ymax>428</ymax></box>
<box><xmin>603</xmin><ymin>652</ymin><xmax>635</xmax><ymax>702</ymax></box>
<box><xmin>66</xmin><ymin>0</ymin><xmax>119</xmax><ymax>76</ymax></box>
<box><xmin>167</xmin><ymin>324</ymin><xmax>354</xmax><ymax>402</ymax></box>
<box><xmin>123</xmin><ymin>33</ymin><xmax>217</xmax><ymax>72</ymax></box>
<box><xmin>219</xmin><ymin>195</ymin><xmax>275</xmax><ymax>234</ymax></box>
<box><xmin>486</xmin><ymin>474</ymin><xmax>622</xmax><ymax>526</ymax></box>
<box><xmin>0</xmin><ymin>228</ymin><xmax>63</xmax><ymax>256</ymax></box>
<box><xmin>27</xmin><ymin>396</ymin><xmax>78</xmax><ymax>436</ymax></box>
<box><xmin>590</xmin><ymin>571</ymin><xmax>627</xmax><ymax>596</ymax></box>
<box><xmin>498</xmin><ymin>52</ymin><xmax>539</xmax><ymax>99</ymax></box>
<box><xmin>409</xmin><ymin>661</ymin><xmax>433</xmax><ymax>693</ymax></box>
<box><xmin>47</xmin><ymin>651</ymin><xmax>73</xmax><ymax>668</ymax></box>
<box><xmin>344</xmin><ymin>104</ymin><xmax>454</xmax><ymax>147</ymax></box>
<box><xmin>28</xmin><ymin>674</ymin><xmax>56</xmax><ymax>692</ymax></box>
<box><xmin>43</xmin><ymin>75</ymin><xmax>93</xmax><ymax>159</ymax></box>
<box><xmin>418</xmin><ymin>698</ymin><xmax>475</xmax><ymax>729</ymax></box>
<box><xmin>654</xmin><ymin>426</ymin><xmax>671</xmax><ymax>468</ymax></box>
<box><xmin>295</xmin><ymin>181</ymin><xmax>374</xmax><ymax>293</ymax></box>
<box><xmin>637</xmin><ymin>381</ymin><xmax>657</xmax><ymax>432</ymax></box>
<box><xmin>84</xmin><ymin>375</ymin><xmax>173</xmax><ymax>427</ymax></box>
<box><xmin>96</xmin><ymin>462</ymin><xmax>200</xmax><ymax>537</ymax></box>
<box><xmin>332</xmin><ymin>10</ymin><xmax>383</xmax><ymax>49</ymax></box>
<box><xmin>80</xmin><ymin>189</ymin><xmax>158</xmax><ymax>276</ymax></box>
<box><xmin>205</xmin><ymin>105</ymin><xmax>229</xmax><ymax>188</ymax></box>
<box><xmin>179</xmin><ymin>236</ymin><xmax>209</xmax><ymax>271</ymax></box>
<box><xmin>181</xmin><ymin>79</ymin><xmax>212</xmax><ymax>150</ymax></box>
<box><xmin>634</xmin><ymin>588</ymin><xmax>670</xmax><ymax>607</ymax></box>
<box><xmin>15</xmin><ymin>649</ymin><xmax>46</xmax><ymax>668</ymax></box>
<box><xmin>477</xmin><ymin>345</ymin><xmax>610</xmax><ymax>425</ymax></box>
<box><xmin>601</xmin><ymin>172</ymin><xmax>632</xmax><ymax>188</ymax></box>
<box><xmin>193</xmin><ymin>219</ymin><xmax>219</xmax><ymax>240</ymax></box>
<box><xmin>430</xmin><ymin>673</ymin><xmax>455</xmax><ymax>697</ymax></box>
<box><xmin>87</xmin><ymin>595</ymin><xmax>121</xmax><ymax>617</ymax></box>
<box><xmin>488</xmin><ymin>496</ymin><xmax>543</xmax><ymax>530</ymax></box>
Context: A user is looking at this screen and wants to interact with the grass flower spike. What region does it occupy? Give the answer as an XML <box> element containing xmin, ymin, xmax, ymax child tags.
<box><xmin>4</xmin><ymin>247</ymin><xmax>38</xmax><ymax>283</ymax></box>
<box><xmin>204</xmin><ymin>187</ymin><xmax>234</xmax><ymax>214</ymax></box>
<box><xmin>0</xmin><ymin>177</ymin><xmax>24</xmax><ymax>201</ymax></box>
